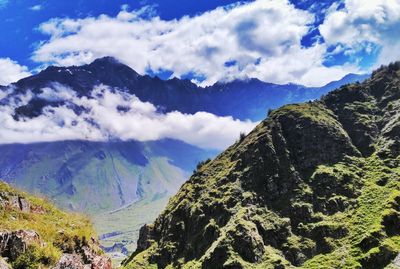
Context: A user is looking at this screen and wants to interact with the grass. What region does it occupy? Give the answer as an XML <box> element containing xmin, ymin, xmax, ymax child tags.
<box><xmin>302</xmin><ymin>155</ymin><xmax>400</xmax><ymax>268</ymax></box>
<box><xmin>124</xmin><ymin>154</ymin><xmax>400</xmax><ymax>269</ymax></box>
<box><xmin>0</xmin><ymin>181</ymin><xmax>98</xmax><ymax>268</ymax></box>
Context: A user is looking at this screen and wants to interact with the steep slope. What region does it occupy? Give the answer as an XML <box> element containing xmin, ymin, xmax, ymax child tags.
<box><xmin>0</xmin><ymin>181</ymin><xmax>110</xmax><ymax>268</ymax></box>
<box><xmin>124</xmin><ymin>62</ymin><xmax>400</xmax><ymax>269</ymax></box>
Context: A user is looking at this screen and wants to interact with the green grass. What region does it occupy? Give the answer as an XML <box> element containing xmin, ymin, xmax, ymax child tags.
<box><xmin>302</xmin><ymin>155</ymin><xmax>400</xmax><ymax>268</ymax></box>
<box><xmin>0</xmin><ymin>181</ymin><xmax>98</xmax><ymax>268</ymax></box>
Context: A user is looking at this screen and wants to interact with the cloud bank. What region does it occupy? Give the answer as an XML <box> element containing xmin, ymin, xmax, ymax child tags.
<box><xmin>32</xmin><ymin>0</ymin><xmax>360</xmax><ymax>87</ymax></box>
<box><xmin>0</xmin><ymin>85</ymin><xmax>257</xmax><ymax>149</ymax></box>
<box><xmin>0</xmin><ymin>58</ymin><xmax>31</xmax><ymax>85</ymax></box>
<box><xmin>320</xmin><ymin>0</ymin><xmax>400</xmax><ymax>68</ymax></box>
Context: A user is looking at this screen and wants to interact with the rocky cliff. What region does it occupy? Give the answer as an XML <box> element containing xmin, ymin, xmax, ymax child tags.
<box><xmin>0</xmin><ymin>181</ymin><xmax>111</xmax><ymax>268</ymax></box>
<box><xmin>123</xmin><ymin>62</ymin><xmax>400</xmax><ymax>269</ymax></box>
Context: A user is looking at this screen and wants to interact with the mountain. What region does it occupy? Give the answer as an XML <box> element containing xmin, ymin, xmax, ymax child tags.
<box><xmin>5</xmin><ymin>56</ymin><xmax>368</xmax><ymax>121</ymax></box>
<box><xmin>0</xmin><ymin>139</ymin><xmax>215</xmax><ymax>213</ymax></box>
<box><xmin>0</xmin><ymin>181</ymin><xmax>111</xmax><ymax>268</ymax></box>
<box><xmin>0</xmin><ymin>57</ymin><xmax>369</xmax><ymax>259</ymax></box>
<box><xmin>123</xmin><ymin>62</ymin><xmax>400</xmax><ymax>269</ymax></box>
<box><xmin>0</xmin><ymin>139</ymin><xmax>216</xmax><ymax>260</ymax></box>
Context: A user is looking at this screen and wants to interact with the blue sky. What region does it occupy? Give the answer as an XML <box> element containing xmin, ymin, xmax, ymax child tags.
<box><xmin>0</xmin><ymin>0</ymin><xmax>248</xmax><ymax>67</ymax></box>
<box><xmin>0</xmin><ymin>0</ymin><xmax>399</xmax><ymax>86</ymax></box>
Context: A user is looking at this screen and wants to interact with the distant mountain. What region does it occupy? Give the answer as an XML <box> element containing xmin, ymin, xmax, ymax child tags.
<box><xmin>0</xmin><ymin>139</ymin><xmax>215</xmax><ymax>213</ymax></box>
<box><xmin>5</xmin><ymin>56</ymin><xmax>368</xmax><ymax>121</ymax></box>
<box><xmin>124</xmin><ymin>63</ymin><xmax>400</xmax><ymax>268</ymax></box>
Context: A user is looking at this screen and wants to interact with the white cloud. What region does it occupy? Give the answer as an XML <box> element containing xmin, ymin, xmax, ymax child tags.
<box><xmin>0</xmin><ymin>0</ymin><xmax>8</xmax><ymax>9</ymax></box>
<box><xmin>0</xmin><ymin>85</ymin><xmax>257</xmax><ymax>149</ymax></box>
<box><xmin>0</xmin><ymin>58</ymin><xmax>31</xmax><ymax>85</ymax></box>
<box><xmin>32</xmin><ymin>0</ymin><xmax>360</xmax><ymax>87</ymax></box>
<box><xmin>29</xmin><ymin>5</ymin><xmax>42</xmax><ymax>11</ymax></box>
<box><xmin>320</xmin><ymin>0</ymin><xmax>400</xmax><ymax>68</ymax></box>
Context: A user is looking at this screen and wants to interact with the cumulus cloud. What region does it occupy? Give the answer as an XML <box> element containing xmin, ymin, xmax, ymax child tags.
<box><xmin>29</xmin><ymin>5</ymin><xmax>42</xmax><ymax>11</ymax></box>
<box><xmin>320</xmin><ymin>0</ymin><xmax>400</xmax><ymax>68</ymax></box>
<box><xmin>0</xmin><ymin>85</ymin><xmax>257</xmax><ymax>149</ymax></box>
<box><xmin>32</xmin><ymin>0</ymin><xmax>359</xmax><ymax>87</ymax></box>
<box><xmin>0</xmin><ymin>58</ymin><xmax>31</xmax><ymax>85</ymax></box>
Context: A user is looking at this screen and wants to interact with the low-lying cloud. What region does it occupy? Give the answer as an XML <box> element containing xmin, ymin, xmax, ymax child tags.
<box><xmin>0</xmin><ymin>84</ymin><xmax>257</xmax><ymax>149</ymax></box>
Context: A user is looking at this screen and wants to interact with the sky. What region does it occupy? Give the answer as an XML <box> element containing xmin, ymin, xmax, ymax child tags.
<box><xmin>0</xmin><ymin>0</ymin><xmax>400</xmax><ymax>149</ymax></box>
<box><xmin>1</xmin><ymin>0</ymin><xmax>399</xmax><ymax>87</ymax></box>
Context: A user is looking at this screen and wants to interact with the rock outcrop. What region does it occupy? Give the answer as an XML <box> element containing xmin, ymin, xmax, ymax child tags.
<box><xmin>0</xmin><ymin>192</ymin><xmax>31</xmax><ymax>213</ymax></box>
<box><xmin>0</xmin><ymin>182</ymin><xmax>111</xmax><ymax>268</ymax></box>
<box><xmin>0</xmin><ymin>230</ymin><xmax>42</xmax><ymax>260</ymax></box>
<box><xmin>124</xmin><ymin>62</ymin><xmax>400</xmax><ymax>268</ymax></box>
<box><xmin>52</xmin><ymin>250</ymin><xmax>112</xmax><ymax>269</ymax></box>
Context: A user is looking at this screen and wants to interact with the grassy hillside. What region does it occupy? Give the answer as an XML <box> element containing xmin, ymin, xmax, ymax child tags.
<box><xmin>124</xmin><ymin>63</ymin><xmax>400</xmax><ymax>268</ymax></box>
<box><xmin>0</xmin><ymin>181</ymin><xmax>104</xmax><ymax>268</ymax></box>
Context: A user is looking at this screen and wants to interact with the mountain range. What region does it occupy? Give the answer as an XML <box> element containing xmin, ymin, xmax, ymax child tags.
<box><xmin>3</xmin><ymin>56</ymin><xmax>368</xmax><ymax>121</ymax></box>
<box><xmin>0</xmin><ymin>57</ymin><xmax>369</xmax><ymax>258</ymax></box>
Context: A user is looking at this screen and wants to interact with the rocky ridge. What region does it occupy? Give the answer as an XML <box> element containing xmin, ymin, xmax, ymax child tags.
<box><xmin>123</xmin><ymin>62</ymin><xmax>400</xmax><ymax>268</ymax></box>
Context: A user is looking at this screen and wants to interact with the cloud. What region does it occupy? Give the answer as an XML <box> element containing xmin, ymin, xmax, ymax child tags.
<box><xmin>29</xmin><ymin>5</ymin><xmax>42</xmax><ymax>11</ymax></box>
<box><xmin>0</xmin><ymin>0</ymin><xmax>8</xmax><ymax>9</ymax></box>
<box><xmin>0</xmin><ymin>85</ymin><xmax>257</xmax><ymax>149</ymax></box>
<box><xmin>32</xmin><ymin>0</ymin><xmax>359</xmax><ymax>87</ymax></box>
<box><xmin>0</xmin><ymin>58</ymin><xmax>31</xmax><ymax>85</ymax></box>
<box><xmin>320</xmin><ymin>0</ymin><xmax>400</xmax><ymax>68</ymax></box>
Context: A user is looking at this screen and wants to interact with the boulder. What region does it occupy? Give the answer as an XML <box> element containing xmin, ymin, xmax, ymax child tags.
<box><xmin>81</xmin><ymin>245</ymin><xmax>112</xmax><ymax>268</ymax></box>
<box><xmin>91</xmin><ymin>255</ymin><xmax>112</xmax><ymax>269</ymax></box>
<box><xmin>0</xmin><ymin>258</ymin><xmax>10</xmax><ymax>269</ymax></box>
<box><xmin>52</xmin><ymin>254</ymin><xmax>85</xmax><ymax>269</ymax></box>
<box><xmin>9</xmin><ymin>196</ymin><xmax>30</xmax><ymax>213</ymax></box>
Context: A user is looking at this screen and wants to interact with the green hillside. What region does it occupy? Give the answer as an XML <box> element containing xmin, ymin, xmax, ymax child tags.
<box><xmin>124</xmin><ymin>63</ymin><xmax>400</xmax><ymax>268</ymax></box>
<box><xmin>0</xmin><ymin>181</ymin><xmax>110</xmax><ymax>268</ymax></box>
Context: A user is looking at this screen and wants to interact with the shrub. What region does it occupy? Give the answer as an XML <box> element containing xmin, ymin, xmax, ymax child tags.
<box><xmin>239</xmin><ymin>132</ymin><xmax>246</xmax><ymax>142</ymax></box>
<box><xmin>11</xmin><ymin>246</ymin><xmax>39</xmax><ymax>269</ymax></box>
<box><xmin>194</xmin><ymin>158</ymin><xmax>212</xmax><ymax>172</ymax></box>
<box><xmin>11</xmin><ymin>244</ymin><xmax>61</xmax><ymax>269</ymax></box>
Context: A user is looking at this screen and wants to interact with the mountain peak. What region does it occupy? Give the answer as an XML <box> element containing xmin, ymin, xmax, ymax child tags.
<box><xmin>89</xmin><ymin>56</ymin><xmax>123</xmax><ymax>66</ymax></box>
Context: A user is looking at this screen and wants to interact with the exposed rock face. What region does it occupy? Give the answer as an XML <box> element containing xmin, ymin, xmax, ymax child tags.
<box><xmin>124</xmin><ymin>63</ymin><xmax>400</xmax><ymax>268</ymax></box>
<box><xmin>0</xmin><ymin>192</ymin><xmax>31</xmax><ymax>213</ymax></box>
<box><xmin>0</xmin><ymin>230</ymin><xmax>42</xmax><ymax>260</ymax></box>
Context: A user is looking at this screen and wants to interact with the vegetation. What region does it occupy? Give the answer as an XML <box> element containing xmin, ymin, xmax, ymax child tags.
<box><xmin>123</xmin><ymin>62</ymin><xmax>400</xmax><ymax>268</ymax></box>
<box><xmin>0</xmin><ymin>181</ymin><xmax>99</xmax><ymax>268</ymax></box>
